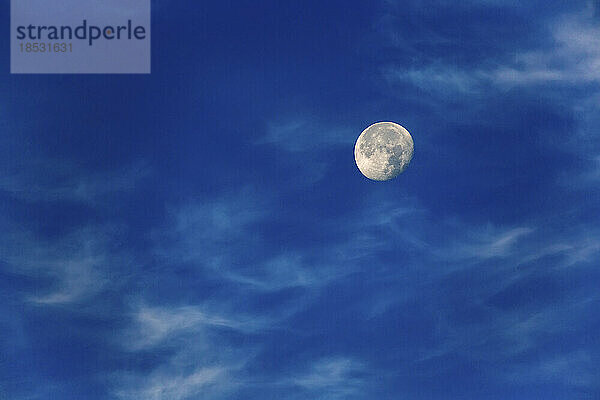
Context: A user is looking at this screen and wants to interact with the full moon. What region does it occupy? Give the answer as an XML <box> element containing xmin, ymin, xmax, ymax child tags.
<box><xmin>354</xmin><ymin>122</ymin><xmax>414</xmax><ymax>181</ymax></box>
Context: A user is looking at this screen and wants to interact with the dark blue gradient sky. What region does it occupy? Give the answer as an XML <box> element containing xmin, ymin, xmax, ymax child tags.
<box><xmin>1</xmin><ymin>1</ymin><xmax>600</xmax><ymax>399</ymax></box>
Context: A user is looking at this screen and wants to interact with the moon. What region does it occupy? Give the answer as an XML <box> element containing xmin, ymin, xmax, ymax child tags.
<box><xmin>354</xmin><ymin>122</ymin><xmax>414</xmax><ymax>181</ymax></box>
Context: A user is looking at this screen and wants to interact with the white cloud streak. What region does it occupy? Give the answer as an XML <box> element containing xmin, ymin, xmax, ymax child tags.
<box><xmin>0</xmin><ymin>225</ymin><xmax>124</xmax><ymax>305</ymax></box>
<box><xmin>0</xmin><ymin>160</ymin><xmax>149</xmax><ymax>204</ymax></box>
<box><xmin>384</xmin><ymin>10</ymin><xmax>600</xmax><ymax>93</ymax></box>
<box><xmin>290</xmin><ymin>358</ymin><xmax>368</xmax><ymax>399</ymax></box>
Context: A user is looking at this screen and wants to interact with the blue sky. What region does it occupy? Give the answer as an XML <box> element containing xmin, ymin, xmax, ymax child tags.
<box><xmin>1</xmin><ymin>0</ymin><xmax>600</xmax><ymax>399</ymax></box>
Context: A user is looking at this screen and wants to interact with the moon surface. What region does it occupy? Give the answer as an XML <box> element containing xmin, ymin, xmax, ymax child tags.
<box><xmin>354</xmin><ymin>122</ymin><xmax>414</xmax><ymax>181</ymax></box>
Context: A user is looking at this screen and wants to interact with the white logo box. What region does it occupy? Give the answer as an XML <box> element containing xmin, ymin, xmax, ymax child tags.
<box><xmin>11</xmin><ymin>0</ymin><xmax>151</xmax><ymax>74</ymax></box>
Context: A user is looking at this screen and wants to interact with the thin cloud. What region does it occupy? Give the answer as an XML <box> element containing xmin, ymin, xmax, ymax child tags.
<box><xmin>444</xmin><ymin>226</ymin><xmax>535</xmax><ymax>261</ymax></box>
<box><xmin>290</xmin><ymin>358</ymin><xmax>369</xmax><ymax>399</ymax></box>
<box><xmin>258</xmin><ymin>119</ymin><xmax>354</xmax><ymax>153</ymax></box>
<box><xmin>0</xmin><ymin>160</ymin><xmax>150</xmax><ymax>204</ymax></box>
<box><xmin>0</xmin><ymin>224</ymin><xmax>125</xmax><ymax>305</ymax></box>
<box><xmin>114</xmin><ymin>367</ymin><xmax>231</xmax><ymax>400</ymax></box>
<box><xmin>114</xmin><ymin>302</ymin><xmax>256</xmax><ymax>400</ymax></box>
<box><xmin>505</xmin><ymin>351</ymin><xmax>596</xmax><ymax>388</ymax></box>
<box><xmin>382</xmin><ymin>65</ymin><xmax>484</xmax><ymax>95</ymax></box>
<box><xmin>155</xmin><ymin>187</ymin><xmax>268</xmax><ymax>264</ymax></box>
<box><xmin>493</xmin><ymin>14</ymin><xmax>600</xmax><ymax>85</ymax></box>
<box><xmin>382</xmin><ymin>9</ymin><xmax>600</xmax><ymax>94</ymax></box>
<box><xmin>124</xmin><ymin>304</ymin><xmax>267</xmax><ymax>351</ymax></box>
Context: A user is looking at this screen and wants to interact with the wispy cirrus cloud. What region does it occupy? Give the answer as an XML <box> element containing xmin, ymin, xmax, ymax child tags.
<box><xmin>382</xmin><ymin>6</ymin><xmax>600</xmax><ymax>93</ymax></box>
<box><xmin>154</xmin><ymin>187</ymin><xmax>368</xmax><ymax>294</ymax></box>
<box><xmin>0</xmin><ymin>159</ymin><xmax>149</xmax><ymax>205</ymax></box>
<box><xmin>108</xmin><ymin>187</ymin><xmax>397</xmax><ymax>399</ymax></box>
<box><xmin>258</xmin><ymin>119</ymin><xmax>354</xmax><ymax>153</ymax></box>
<box><xmin>0</xmin><ymin>224</ymin><xmax>126</xmax><ymax>305</ymax></box>
<box><xmin>113</xmin><ymin>302</ymin><xmax>255</xmax><ymax>400</ymax></box>
<box><xmin>123</xmin><ymin>304</ymin><xmax>267</xmax><ymax>351</ymax></box>
<box><xmin>439</xmin><ymin>225</ymin><xmax>535</xmax><ymax>262</ymax></box>
<box><xmin>115</xmin><ymin>367</ymin><xmax>228</xmax><ymax>400</ymax></box>
<box><xmin>505</xmin><ymin>351</ymin><xmax>596</xmax><ymax>388</ymax></box>
<box><xmin>290</xmin><ymin>358</ymin><xmax>369</xmax><ymax>399</ymax></box>
<box><xmin>154</xmin><ymin>187</ymin><xmax>268</xmax><ymax>264</ymax></box>
<box><xmin>492</xmin><ymin>16</ymin><xmax>600</xmax><ymax>86</ymax></box>
<box><xmin>382</xmin><ymin>65</ymin><xmax>485</xmax><ymax>95</ymax></box>
<box><xmin>254</xmin><ymin>117</ymin><xmax>360</xmax><ymax>185</ymax></box>
<box><xmin>0</xmin><ymin>160</ymin><xmax>144</xmax><ymax>305</ymax></box>
<box><xmin>114</xmin><ymin>303</ymin><xmax>374</xmax><ymax>399</ymax></box>
<box><xmin>337</xmin><ymin>191</ymin><xmax>599</xmax><ymax>391</ymax></box>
